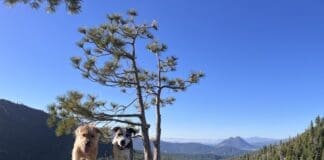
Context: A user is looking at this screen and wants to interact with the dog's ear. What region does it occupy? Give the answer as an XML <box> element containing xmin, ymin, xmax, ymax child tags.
<box><xmin>112</xmin><ymin>126</ymin><xmax>121</xmax><ymax>133</ymax></box>
<box><xmin>74</xmin><ymin>126</ymin><xmax>80</xmax><ymax>136</ymax></box>
<box><xmin>126</xmin><ymin>127</ymin><xmax>138</xmax><ymax>136</ymax></box>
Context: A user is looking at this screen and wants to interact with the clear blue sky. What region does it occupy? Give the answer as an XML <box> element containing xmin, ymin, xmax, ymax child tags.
<box><xmin>0</xmin><ymin>0</ymin><xmax>323</xmax><ymax>140</ymax></box>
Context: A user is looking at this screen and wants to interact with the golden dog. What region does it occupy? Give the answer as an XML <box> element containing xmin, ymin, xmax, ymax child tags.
<box><xmin>72</xmin><ymin>125</ymin><xmax>101</xmax><ymax>160</ymax></box>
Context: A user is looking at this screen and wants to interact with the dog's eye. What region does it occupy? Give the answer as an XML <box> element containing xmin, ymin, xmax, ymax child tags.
<box><xmin>118</xmin><ymin>133</ymin><xmax>123</xmax><ymax>136</ymax></box>
<box><xmin>82</xmin><ymin>134</ymin><xmax>86</xmax><ymax>137</ymax></box>
<box><xmin>91</xmin><ymin>134</ymin><xmax>95</xmax><ymax>138</ymax></box>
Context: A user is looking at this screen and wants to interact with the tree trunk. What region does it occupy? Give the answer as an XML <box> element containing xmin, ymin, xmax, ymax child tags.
<box><xmin>153</xmin><ymin>100</ymin><xmax>161</xmax><ymax>160</ymax></box>
<box><xmin>131</xmin><ymin>46</ymin><xmax>153</xmax><ymax>160</ymax></box>
<box><xmin>153</xmin><ymin>54</ymin><xmax>162</xmax><ymax>160</ymax></box>
<box><xmin>135</xmin><ymin>77</ymin><xmax>153</xmax><ymax>160</ymax></box>
<box><xmin>141</xmin><ymin>119</ymin><xmax>153</xmax><ymax>160</ymax></box>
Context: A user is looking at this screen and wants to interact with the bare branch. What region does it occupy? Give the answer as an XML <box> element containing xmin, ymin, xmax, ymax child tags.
<box><xmin>93</xmin><ymin>113</ymin><xmax>141</xmax><ymax>118</ymax></box>
<box><xmin>96</xmin><ymin>117</ymin><xmax>143</xmax><ymax>126</ymax></box>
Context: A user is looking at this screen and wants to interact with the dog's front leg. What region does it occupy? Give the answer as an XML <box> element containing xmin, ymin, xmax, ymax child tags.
<box><xmin>72</xmin><ymin>148</ymin><xmax>81</xmax><ymax>160</ymax></box>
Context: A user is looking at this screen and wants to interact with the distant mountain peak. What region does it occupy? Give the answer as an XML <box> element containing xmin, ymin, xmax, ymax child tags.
<box><xmin>216</xmin><ymin>136</ymin><xmax>256</xmax><ymax>151</ymax></box>
<box><xmin>229</xmin><ymin>136</ymin><xmax>244</xmax><ymax>140</ymax></box>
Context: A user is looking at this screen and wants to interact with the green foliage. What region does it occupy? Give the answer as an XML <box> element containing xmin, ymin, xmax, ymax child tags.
<box><xmin>232</xmin><ymin>116</ymin><xmax>324</xmax><ymax>160</ymax></box>
<box><xmin>3</xmin><ymin>0</ymin><xmax>82</xmax><ymax>14</ymax></box>
<box><xmin>47</xmin><ymin>91</ymin><xmax>107</xmax><ymax>136</ymax></box>
<box><xmin>72</xmin><ymin>10</ymin><xmax>203</xmax><ymax>98</ymax></box>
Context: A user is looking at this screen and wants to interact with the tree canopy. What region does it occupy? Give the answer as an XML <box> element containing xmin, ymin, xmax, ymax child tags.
<box><xmin>3</xmin><ymin>0</ymin><xmax>82</xmax><ymax>14</ymax></box>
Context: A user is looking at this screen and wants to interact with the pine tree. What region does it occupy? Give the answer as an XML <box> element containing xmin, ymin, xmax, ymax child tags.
<box><xmin>47</xmin><ymin>10</ymin><xmax>203</xmax><ymax>160</ymax></box>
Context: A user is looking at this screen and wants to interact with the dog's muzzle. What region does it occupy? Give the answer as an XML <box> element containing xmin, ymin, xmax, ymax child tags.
<box><xmin>84</xmin><ymin>141</ymin><xmax>91</xmax><ymax>153</ymax></box>
<box><xmin>117</xmin><ymin>141</ymin><xmax>131</xmax><ymax>150</ymax></box>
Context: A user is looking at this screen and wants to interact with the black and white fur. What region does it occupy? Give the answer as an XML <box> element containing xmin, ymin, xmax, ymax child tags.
<box><xmin>112</xmin><ymin>127</ymin><xmax>137</xmax><ymax>160</ymax></box>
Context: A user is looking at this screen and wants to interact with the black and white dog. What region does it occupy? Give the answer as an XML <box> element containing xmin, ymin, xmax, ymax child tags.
<box><xmin>112</xmin><ymin>127</ymin><xmax>137</xmax><ymax>160</ymax></box>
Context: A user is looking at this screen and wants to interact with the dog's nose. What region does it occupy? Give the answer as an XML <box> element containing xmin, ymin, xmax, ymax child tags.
<box><xmin>121</xmin><ymin>140</ymin><xmax>126</xmax><ymax>146</ymax></box>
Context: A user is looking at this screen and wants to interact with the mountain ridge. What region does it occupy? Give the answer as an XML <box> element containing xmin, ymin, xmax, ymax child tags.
<box><xmin>0</xmin><ymin>99</ymin><xmax>111</xmax><ymax>160</ymax></box>
<box><xmin>134</xmin><ymin>136</ymin><xmax>257</xmax><ymax>156</ymax></box>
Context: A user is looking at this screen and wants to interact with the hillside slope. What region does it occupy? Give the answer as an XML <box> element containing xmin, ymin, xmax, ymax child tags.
<box><xmin>232</xmin><ymin>116</ymin><xmax>324</xmax><ymax>160</ymax></box>
<box><xmin>0</xmin><ymin>99</ymin><xmax>111</xmax><ymax>160</ymax></box>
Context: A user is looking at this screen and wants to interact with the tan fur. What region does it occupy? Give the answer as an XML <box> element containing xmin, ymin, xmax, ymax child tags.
<box><xmin>72</xmin><ymin>125</ymin><xmax>100</xmax><ymax>160</ymax></box>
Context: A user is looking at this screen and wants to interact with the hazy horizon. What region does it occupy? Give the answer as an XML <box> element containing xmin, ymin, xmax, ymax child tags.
<box><xmin>0</xmin><ymin>98</ymin><xmax>312</xmax><ymax>141</ymax></box>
